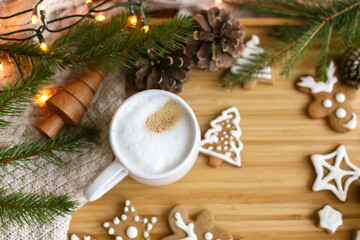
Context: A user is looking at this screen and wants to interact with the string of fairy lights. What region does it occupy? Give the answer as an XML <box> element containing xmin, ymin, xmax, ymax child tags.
<box><xmin>0</xmin><ymin>0</ymin><xmax>149</xmax><ymax>79</ymax></box>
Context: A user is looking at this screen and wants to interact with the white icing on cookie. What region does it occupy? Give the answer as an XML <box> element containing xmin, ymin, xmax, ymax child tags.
<box><xmin>70</xmin><ymin>234</ymin><xmax>80</xmax><ymax>240</ymax></box>
<box><xmin>318</xmin><ymin>205</ymin><xmax>343</xmax><ymax>233</ymax></box>
<box><xmin>134</xmin><ymin>215</ymin><xmax>140</xmax><ymax>222</ymax></box>
<box><xmin>231</xmin><ymin>35</ymin><xmax>272</xmax><ymax>80</ymax></box>
<box><xmin>335</xmin><ymin>93</ymin><xmax>345</xmax><ymax>103</ymax></box>
<box><xmin>200</xmin><ymin>107</ymin><xmax>243</xmax><ymax>167</ymax></box>
<box><xmin>103</xmin><ymin>222</ymin><xmax>109</xmax><ymax>228</ymax></box>
<box><xmin>216</xmin><ymin>146</ymin><xmax>222</xmax><ymax>151</ymax></box>
<box><xmin>124</xmin><ymin>207</ymin><xmax>129</xmax><ymax>212</ymax></box>
<box><xmin>204</xmin><ymin>232</ymin><xmax>213</xmax><ymax>240</ymax></box>
<box><xmin>144</xmin><ymin>231</ymin><xmax>149</xmax><ymax>238</ymax></box>
<box><xmin>126</xmin><ymin>226</ymin><xmax>138</xmax><ymax>238</ymax></box>
<box><xmin>125</xmin><ymin>200</ymin><xmax>130</xmax><ymax>206</ymax></box>
<box><xmin>143</xmin><ymin>218</ymin><xmax>148</xmax><ymax>223</ymax></box>
<box><xmin>354</xmin><ymin>230</ymin><xmax>360</xmax><ymax>240</ymax></box>
<box><xmin>121</xmin><ymin>214</ymin><xmax>127</xmax><ymax>221</ymax></box>
<box><xmin>311</xmin><ymin>145</ymin><xmax>360</xmax><ymax>202</ymax></box>
<box><xmin>83</xmin><ymin>237</ymin><xmax>91</xmax><ymax>240</ymax></box>
<box><xmin>322</xmin><ymin>99</ymin><xmax>332</xmax><ymax>108</ymax></box>
<box><xmin>113</xmin><ymin>217</ymin><xmax>120</xmax><ymax>224</ymax></box>
<box><xmin>116</xmin><ymin>236</ymin><xmax>123</xmax><ymax>240</ymax></box>
<box><xmin>297</xmin><ymin>61</ymin><xmax>337</xmax><ymax>93</ymax></box>
<box><xmin>130</xmin><ymin>206</ymin><xmax>135</xmax><ymax>212</ymax></box>
<box><xmin>174</xmin><ymin>212</ymin><xmax>197</xmax><ymax>240</ymax></box>
<box><xmin>336</xmin><ymin>108</ymin><xmax>346</xmax><ymax>118</ymax></box>
<box><xmin>151</xmin><ymin>217</ymin><xmax>157</xmax><ymax>223</ymax></box>
<box><xmin>108</xmin><ymin>227</ymin><xmax>115</xmax><ymax>235</ymax></box>
<box><xmin>343</xmin><ymin>112</ymin><xmax>357</xmax><ymax>130</ymax></box>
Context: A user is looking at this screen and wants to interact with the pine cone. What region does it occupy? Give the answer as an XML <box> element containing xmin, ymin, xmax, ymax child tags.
<box><xmin>133</xmin><ymin>46</ymin><xmax>192</xmax><ymax>93</ymax></box>
<box><xmin>186</xmin><ymin>7</ymin><xmax>245</xmax><ymax>72</ymax></box>
<box><xmin>340</xmin><ymin>47</ymin><xmax>360</xmax><ymax>89</ymax></box>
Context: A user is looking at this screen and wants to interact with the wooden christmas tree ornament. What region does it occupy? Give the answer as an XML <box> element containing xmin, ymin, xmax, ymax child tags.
<box><xmin>36</xmin><ymin>68</ymin><xmax>105</xmax><ymax>138</ymax></box>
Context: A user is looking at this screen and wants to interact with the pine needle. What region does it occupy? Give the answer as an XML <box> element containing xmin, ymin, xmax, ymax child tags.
<box><xmin>0</xmin><ymin>126</ymin><xmax>99</xmax><ymax>174</ymax></box>
<box><xmin>0</xmin><ymin>188</ymin><xmax>79</xmax><ymax>228</ymax></box>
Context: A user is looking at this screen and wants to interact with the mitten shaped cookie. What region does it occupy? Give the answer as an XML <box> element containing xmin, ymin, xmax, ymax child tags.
<box><xmin>103</xmin><ymin>200</ymin><xmax>157</xmax><ymax>240</ymax></box>
<box><xmin>200</xmin><ymin>107</ymin><xmax>243</xmax><ymax>168</ymax></box>
<box><xmin>296</xmin><ymin>61</ymin><xmax>357</xmax><ymax>132</ymax></box>
<box><xmin>161</xmin><ymin>205</ymin><xmax>234</xmax><ymax>240</ymax></box>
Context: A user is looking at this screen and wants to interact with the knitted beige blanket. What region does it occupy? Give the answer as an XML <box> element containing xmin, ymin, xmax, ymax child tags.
<box><xmin>0</xmin><ymin>68</ymin><xmax>126</xmax><ymax>239</ymax></box>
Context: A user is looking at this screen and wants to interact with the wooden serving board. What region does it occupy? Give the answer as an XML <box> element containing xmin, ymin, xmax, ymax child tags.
<box><xmin>69</xmin><ymin>21</ymin><xmax>360</xmax><ymax>240</ymax></box>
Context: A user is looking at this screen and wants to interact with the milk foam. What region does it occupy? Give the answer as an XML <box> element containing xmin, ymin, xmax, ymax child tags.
<box><xmin>115</xmin><ymin>94</ymin><xmax>194</xmax><ymax>175</ymax></box>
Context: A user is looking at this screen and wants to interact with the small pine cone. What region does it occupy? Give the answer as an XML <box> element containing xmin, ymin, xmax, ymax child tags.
<box><xmin>133</xmin><ymin>46</ymin><xmax>192</xmax><ymax>93</ymax></box>
<box><xmin>340</xmin><ymin>47</ymin><xmax>360</xmax><ymax>89</ymax></box>
<box><xmin>186</xmin><ymin>7</ymin><xmax>245</xmax><ymax>72</ymax></box>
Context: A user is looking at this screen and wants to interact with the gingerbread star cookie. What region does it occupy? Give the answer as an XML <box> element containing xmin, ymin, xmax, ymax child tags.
<box><xmin>296</xmin><ymin>61</ymin><xmax>358</xmax><ymax>132</ymax></box>
<box><xmin>103</xmin><ymin>200</ymin><xmax>157</xmax><ymax>240</ymax></box>
<box><xmin>69</xmin><ymin>234</ymin><xmax>99</xmax><ymax>240</ymax></box>
<box><xmin>200</xmin><ymin>107</ymin><xmax>243</xmax><ymax>168</ymax></box>
<box><xmin>161</xmin><ymin>205</ymin><xmax>235</xmax><ymax>240</ymax></box>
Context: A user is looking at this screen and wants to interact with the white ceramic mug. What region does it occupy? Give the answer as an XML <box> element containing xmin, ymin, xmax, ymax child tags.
<box><xmin>84</xmin><ymin>90</ymin><xmax>200</xmax><ymax>201</ymax></box>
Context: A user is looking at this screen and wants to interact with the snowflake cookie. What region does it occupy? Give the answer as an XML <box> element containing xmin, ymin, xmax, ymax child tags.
<box><xmin>231</xmin><ymin>35</ymin><xmax>273</xmax><ymax>89</ymax></box>
<box><xmin>103</xmin><ymin>200</ymin><xmax>157</xmax><ymax>240</ymax></box>
<box><xmin>69</xmin><ymin>234</ymin><xmax>98</xmax><ymax>240</ymax></box>
<box><xmin>200</xmin><ymin>107</ymin><xmax>243</xmax><ymax>168</ymax></box>
<box><xmin>316</xmin><ymin>205</ymin><xmax>343</xmax><ymax>234</ymax></box>
<box><xmin>161</xmin><ymin>205</ymin><xmax>236</xmax><ymax>240</ymax></box>
<box><xmin>311</xmin><ymin>145</ymin><xmax>360</xmax><ymax>202</ymax></box>
<box><xmin>296</xmin><ymin>61</ymin><xmax>358</xmax><ymax>132</ymax></box>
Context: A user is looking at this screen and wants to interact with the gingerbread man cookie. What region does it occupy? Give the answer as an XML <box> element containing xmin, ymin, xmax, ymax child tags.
<box><xmin>296</xmin><ymin>61</ymin><xmax>358</xmax><ymax>133</ymax></box>
<box><xmin>200</xmin><ymin>107</ymin><xmax>243</xmax><ymax>168</ymax></box>
<box><xmin>103</xmin><ymin>200</ymin><xmax>157</xmax><ymax>240</ymax></box>
<box><xmin>161</xmin><ymin>205</ymin><xmax>235</xmax><ymax>240</ymax></box>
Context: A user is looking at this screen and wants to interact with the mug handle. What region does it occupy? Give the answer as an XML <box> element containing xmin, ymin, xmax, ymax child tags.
<box><xmin>84</xmin><ymin>159</ymin><xmax>128</xmax><ymax>201</ymax></box>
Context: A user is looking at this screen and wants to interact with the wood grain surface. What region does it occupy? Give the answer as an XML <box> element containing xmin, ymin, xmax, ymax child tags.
<box><xmin>68</xmin><ymin>24</ymin><xmax>360</xmax><ymax>240</ymax></box>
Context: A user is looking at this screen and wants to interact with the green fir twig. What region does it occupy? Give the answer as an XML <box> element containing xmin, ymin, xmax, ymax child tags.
<box><xmin>0</xmin><ymin>126</ymin><xmax>99</xmax><ymax>174</ymax></box>
<box><xmin>226</xmin><ymin>0</ymin><xmax>360</xmax><ymax>88</ymax></box>
<box><xmin>0</xmin><ymin>188</ymin><xmax>79</xmax><ymax>228</ymax></box>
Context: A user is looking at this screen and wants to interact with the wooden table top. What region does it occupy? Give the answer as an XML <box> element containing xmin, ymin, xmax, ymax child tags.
<box><xmin>69</xmin><ymin>23</ymin><xmax>360</xmax><ymax>240</ymax></box>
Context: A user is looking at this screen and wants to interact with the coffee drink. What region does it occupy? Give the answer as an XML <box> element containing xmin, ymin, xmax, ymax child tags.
<box><xmin>114</xmin><ymin>94</ymin><xmax>195</xmax><ymax>175</ymax></box>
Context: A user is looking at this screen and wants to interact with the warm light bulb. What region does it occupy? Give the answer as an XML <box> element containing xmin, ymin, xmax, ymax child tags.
<box><xmin>128</xmin><ymin>15</ymin><xmax>137</xmax><ymax>27</ymax></box>
<box><xmin>40</xmin><ymin>42</ymin><xmax>48</xmax><ymax>52</ymax></box>
<box><xmin>34</xmin><ymin>88</ymin><xmax>55</xmax><ymax>107</ymax></box>
<box><xmin>215</xmin><ymin>0</ymin><xmax>222</xmax><ymax>4</ymax></box>
<box><xmin>0</xmin><ymin>63</ymin><xmax>3</xmax><ymax>72</ymax></box>
<box><xmin>31</xmin><ymin>15</ymin><xmax>38</xmax><ymax>24</ymax></box>
<box><xmin>38</xmin><ymin>3</ymin><xmax>45</xmax><ymax>11</ymax></box>
<box><xmin>86</xmin><ymin>0</ymin><xmax>92</xmax><ymax>3</ymax></box>
<box><xmin>142</xmin><ymin>25</ymin><xmax>149</xmax><ymax>33</ymax></box>
<box><xmin>95</xmin><ymin>14</ymin><xmax>105</xmax><ymax>22</ymax></box>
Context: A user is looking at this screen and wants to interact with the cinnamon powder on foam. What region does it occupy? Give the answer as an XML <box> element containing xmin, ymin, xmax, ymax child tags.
<box><xmin>145</xmin><ymin>100</ymin><xmax>182</xmax><ymax>133</ymax></box>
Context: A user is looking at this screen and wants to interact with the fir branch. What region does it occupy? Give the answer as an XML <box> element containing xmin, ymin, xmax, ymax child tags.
<box><xmin>0</xmin><ymin>126</ymin><xmax>99</xmax><ymax>173</ymax></box>
<box><xmin>0</xmin><ymin>14</ymin><xmax>194</xmax><ymax>74</ymax></box>
<box><xmin>0</xmin><ymin>69</ymin><xmax>54</xmax><ymax>130</ymax></box>
<box><xmin>0</xmin><ymin>188</ymin><xmax>79</xmax><ymax>228</ymax></box>
<box><xmin>225</xmin><ymin>0</ymin><xmax>360</xmax><ymax>88</ymax></box>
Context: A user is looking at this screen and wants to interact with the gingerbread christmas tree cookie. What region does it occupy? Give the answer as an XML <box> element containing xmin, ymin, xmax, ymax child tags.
<box><xmin>296</xmin><ymin>61</ymin><xmax>358</xmax><ymax>132</ymax></box>
<box><xmin>103</xmin><ymin>200</ymin><xmax>157</xmax><ymax>240</ymax></box>
<box><xmin>200</xmin><ymin>107</ymin><xmax>243</xmax><ymax>168</ymax></box>
<box><xmin>161</xmin><ymin>205</ymin><xmax>235</xmax><ymax>240</ymax></box>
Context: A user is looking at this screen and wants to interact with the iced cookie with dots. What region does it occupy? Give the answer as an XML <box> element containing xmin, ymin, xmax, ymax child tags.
<box><xmin>316</xmin><ymin>205</ymin><xmax>343</xmax><ymax>234</ymax></box>
<box><xmin>296</xmin><ymin>61</ymin><xmax>358</xmax><ymax>133</ymax></box>
<box><xmin>69</xmin><ymin>234</ymin><xmax>99</xmax><ymax>240</ymax></box>
<box><xmin>161</xmin><ymin>205</ymin><xmax>237</xmax><ymax>240</ymax></box>
<box><xmin>200</xmin><ymin>107</ymin><xmax>243</xmax><ymax>168</ymax></box>
<box><xmin>103</xmin><ymin>200</ymin><xmax>157</xmax><ymax>240</ymax></box>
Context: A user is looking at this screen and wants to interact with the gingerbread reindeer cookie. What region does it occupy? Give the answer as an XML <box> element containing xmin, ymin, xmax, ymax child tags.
<box><xmin>296</xmin><ymin>61</ymin><xmax>358</xmax><ymax>132</ymax></box>
<box><xmin>161</xmin><ymin>205</ymin><xmax>234</xmax><ymax>240</ymax></box>
<box><xmin>103</xmin><ymin>200</ymin><xmax>157</xmax><ymax>240</ymax></box>
<box><xmin>200</xmin><ymin>107</ymin><xmax>243</xmax><ymax>168</ymax></box>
